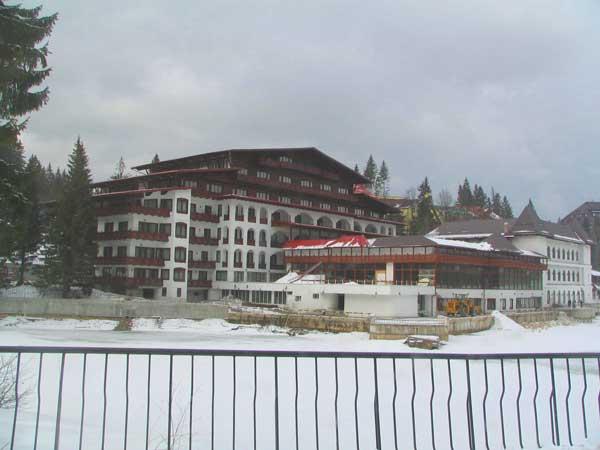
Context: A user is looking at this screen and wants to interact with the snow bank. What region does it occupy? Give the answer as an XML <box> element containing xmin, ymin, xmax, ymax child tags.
<box><xmin>491</xmin><ymin>311</ymin><xmax>524</xmax><ymax>331</ymax></box>
<box><xmin>0</xmin><ymin>316</ymin><xmax>117</xmax><ymax>331</ymax></box>
<box><xmin>275</xmin><ymin>272</ymin><xmax>299</xmax><ymax>283</ymax></box>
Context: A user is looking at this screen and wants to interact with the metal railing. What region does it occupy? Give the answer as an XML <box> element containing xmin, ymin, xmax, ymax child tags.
<box><xmin>1</xmin><ymin>347</ymin><xmax>598</xmax><ymax>450</ymax></box>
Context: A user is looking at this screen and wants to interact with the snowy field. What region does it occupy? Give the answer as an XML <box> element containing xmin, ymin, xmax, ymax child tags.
<box><xmin>0</xmin><ymin>314</ymin><xmax>599</xmax><ymax>449</ymax></box>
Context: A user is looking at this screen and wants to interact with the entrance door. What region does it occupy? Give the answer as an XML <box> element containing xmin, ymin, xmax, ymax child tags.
<box><xmin>142</xmin><ymin>288</ymin><xmax>155</xmax><ymax>299</ymax></box>
<box><xmin>487</xmin><ymin>298</ymin><xmax>496</xmax><ymax>311</ymax></box>
<box><xmin>337</xmin><ymin>294</ymin><xmax>345</xmax><ymax>311</ymax></box>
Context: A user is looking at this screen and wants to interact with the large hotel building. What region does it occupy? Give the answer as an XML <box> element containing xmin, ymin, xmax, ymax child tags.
<box><xmin>93</xmin><ymin>148</ymin><xmax>401</xmax><ymax>302</ymax></box>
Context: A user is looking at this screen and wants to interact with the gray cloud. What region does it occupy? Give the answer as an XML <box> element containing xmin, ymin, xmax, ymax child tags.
<box><xmin>19</xmin><ymin>0</ymin><xmax>600</xmax><ymax>220</ymax></box>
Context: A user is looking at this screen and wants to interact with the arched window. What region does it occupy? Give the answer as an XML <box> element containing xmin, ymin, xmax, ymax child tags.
<box><xmin>259</xmin><ymin>251</ymin><xmax>266</xmax><ymax>269</ymax></box>
<box><xmin>248</xmin><ymin>207</ymin><xmax>256</xmax><ymax>221</ymax></box>
<box><xmin>567</xmin><ymin>271</ymin><xmax>571</xmax><ymax>282</ymax></box>
<box><xmin>235</xmin><ymin>205</ymin><xmax>244</xmax><ymax>220</ymax></box>
<box><xmin>552</xmin><ymin>248</ymin><xmax>556</xmax><ymax>259</ymax></box>
<box><xmin>234</xmin><ymin>249</ymin><xmax>242</xmax><ymax>265</ymax></box>
<box><xmin>562</xmin><ymin>249</ymin><xmax>565</xmax><ymax>259</ymax></box>
<box><xmin>353</xmin><ymin>222</ymin><xmax>362</xmax><ymax>232</ymax></box>
<box><xmin>317</xmin><ymin>216</ymin><xmax>333</xmax><ymax>228</ymax></box>
<box><xmin>547</xmin><ymin>270</ymin><xmax>551</xmax><ymax>280</ymax></box>
<box><xmin>246</xmin><ymin>251</ymin><xmax>255</xmax><ymax>267</ymax></box>
<box><xmin>562</xmin><ymin>270</ymin><xmax>566</xmax><ymax>282</ymax></box>
<box><xmin>577</xmin><ymin>271</ymin><xmax>580</xmax><ymax>282</ymax></box>
<box><xmin>553</xmin><ymin>270</ymin><xmax>556</xmax><ymax>281</ymax></box>
<box><xmin>547</xmin><ymin>246</ymin><xmax>551</xmax><ymax>257</ymax></box>
<box><xmin>547</xmin><ymin>291</ymin><xmax>551</xmax><ymax>305</ymax></box>
<box><xmin>247</xmin><ymin>229</ymin><xmax>255</xmax><ymax>244</ymax></box>
<box><xmin>234</xmin><ymin>227</ymin><xmax>243</xmax><ymax>244</ymax></box>
<box><xmin>259</xmin><ymin>207</ymin><xmax>268</xmax><ymax>224</ymax></box>
<box><xmin>557</xmin><ymin>271</ymin><xmax>561</xmax><ymax>282</ymax></box>
<box><xmin>259</xmin><ymin>230</ymin><xmax>267</xmax><ymax>247</ymax></box>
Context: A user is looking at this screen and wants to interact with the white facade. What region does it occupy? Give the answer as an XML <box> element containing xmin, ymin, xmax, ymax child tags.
<box><xmin>511</xmin><ymin>235</ymin><xmax>593</xmax><ymax>306</ymax></box>
<box><xmin>95</xmin><ymin>188</ymin><xmax>397</xmax><ymax>302</ymax></box>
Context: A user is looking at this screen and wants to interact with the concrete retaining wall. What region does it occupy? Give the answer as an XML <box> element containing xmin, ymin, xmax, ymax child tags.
<box><xmin>506</xmin><ymin>308</ymin><xmax>596</xmax><ymax>324</ymax></box>
<box><xmin>0</xmin><ymin>297</ymin><xmax>228</xmax><ymax>320</ymax></box>
<box><xmin>448</xmin><ymin>315</ymin><xmax>494</xmax><ymax>335</ymax></box>
<box><xmin>370</xmin><ymin>319</ymin><xmax>449</xmax><ymax>341</ymax></box>
<box><xmin>226</xmin><ymin>310</ymin><xmax>370</xmax><ymax>333</ymax></box>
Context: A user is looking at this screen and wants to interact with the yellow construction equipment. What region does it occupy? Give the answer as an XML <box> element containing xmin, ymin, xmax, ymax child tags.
<box><xmin>443</xmin><ymin>294</ymin><xmax>481</xmax><ymax>317</ymax></box>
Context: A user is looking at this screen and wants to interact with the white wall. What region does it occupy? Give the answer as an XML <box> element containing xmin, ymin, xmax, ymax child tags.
<box><xmin>344</xmin><ymin>294</ymin><xmax>418</xmax><ymax>317</ymax></box>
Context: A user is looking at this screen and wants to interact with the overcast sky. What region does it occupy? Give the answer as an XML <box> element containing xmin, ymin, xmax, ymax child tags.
<box><xmin>19</xmin><ymin>0</ymin><xmax>600</xmax><ymax>220</ymax></box>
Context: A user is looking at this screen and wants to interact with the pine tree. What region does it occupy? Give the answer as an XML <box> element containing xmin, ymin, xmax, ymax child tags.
<box><xmin>0</xmin><ymin>2</ymin><xmax>58</xmax><ymax>146</ymax></box>
<box><xmin>501</xmin><ymin>196</ymin><xmax>513</xmax><ymax>219</ymax></box>
<box><xmin>363</xmin><ymin>155</ymin><xmax>378</xmax><ymax>187</ymax></box>
<box><xmin>45</xmin><ymin>138</ymin><xmax>96</xmax><ymax>297</ymax></box>
<box><xmin>491</xmin><ymin>190</ymin><xmax>502</xmax><ymax>216</ymax></box>
<box><xmin>411</xmin><ymin>177</ymin><xmax>440</xmax><ymax>234</ymax></box>
<box><xmin>14</xmin><ymin>155</ymin><xmax>44</xmax><ymax>284</ymax></box>
<box><xmin>375</xmin><ymin>161</ymin><xmax>390</xmax><ymax>197</ymax></box>
<box><xmin>457</xmin><ymin>178</ymin><xmax>473</xmax><ymax>206</ymax></box>
<box><xmin>473</xmin><ymin>184</ymin><xmax>487</xmax><ymax>208</ymax></box>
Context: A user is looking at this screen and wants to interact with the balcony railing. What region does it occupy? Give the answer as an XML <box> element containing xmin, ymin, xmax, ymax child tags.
<box><xmin>190</xmin><ymin>211</ymin><xmax>220</xmax><ymax>223</ymax></box>
<box><xmin>246</xmin><ymin>261</ymin><xmax>255</xmax><ymax>269</ymax></box>
<box><xmin>260</xmin><ymin>217</ymin><xmax>268</xmax><ymax>224</ymax></box>
<box><xmin>258</xmin><ymin>157</ymin><xmax>340</xmax><ymax>181</ymax></box>
<box><xmin>234</xmin><ymin>238</ymin><xmax>244</xmax><ymax>245</ymax></box>
<box><xmin>248</xmin><ymin>215</ymin><xmax>256</xmax><ymax>223</ymax></box>
<box><xmin>222</xmin><ymin>238</ymin><xmax>229</xmax><ymax>244</ymax></box>
<box><xmin>270</xmin><ymin>263</ymin><xmax>285</xmax><ymax>270</ymax></box>
<box><xmin>96</xmin><ymin>231</ymin><xmax>170</xmax><ymax>242</ymax></box>
<box><xmin>189</xmin><ymin>236</ymin><xmax>219</xmax><ymax>246</ymax></box>
<box><xmin>239</xmin><ymin>175</ymin><xmax>351</xmax><ymax>202</ymax></box>
<box><xmin>96</xmin><ymin>206</ymin><xmax>171</xmax><ymax>218</ymax></box>
<box><xmin>233</xmin><ymin>261</ymin><xmax>243</xmax><ymax>268</ymax></box>
<box><xmin>95</xmin><ymin>257</ymin><xmax>165</xmax><ymax>267</ymax></box>
<box><xmin>235</xmin><ymin>215</ymin><xmax>244</xmax><ymax>221</ymax></box>
<box><xmin>187</xmin><ymin>279</ymin><xmax>212</xmax><ymax>288</ymax></box>
<box><xmin>258</xmin><ymin>262</ymin><xmax>267</xmax><ymax>269</ymax></box>
<box><xmin>270</xmin><ymin>241</ymin><xmax>285</xmax><ymax>248</ymax></box>
<box><xmin>258</xmin><ymin>240</ymin><xmax>267</xmax><ymax>247</ymax></box>
<box><xmin>247</xmin><ymin>239</ymin><xmax>255</xmax><ymax>246</ymax></box>
<box><xmin>95</xmin><ymin>276</ymin><xmax>163</xmax><ymax>288</ymax></box>
<box><xmin>188</xmin><ymin>260</ymin><xmax>217</xmax><ymax>269</ymax></box>
<box><xmin>3</xmin><ymin>347</ymin><xmax>596</xmax><ymax>450</ymax></box>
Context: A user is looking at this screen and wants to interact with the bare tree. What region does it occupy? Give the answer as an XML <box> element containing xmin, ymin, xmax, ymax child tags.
<box><xmin>405</xmin><ymin>187</ymin><xmax>417</xmax><ymax>200</ymax></box>
<box><xmin>0</xmin><ymin>356</ymin><xmax>27</xmax><ymax>410</ymax></box>
<box><xmin>437</xmin><ymin>189</ymin><xmax>454</xmax><ymax>208</ymax></box>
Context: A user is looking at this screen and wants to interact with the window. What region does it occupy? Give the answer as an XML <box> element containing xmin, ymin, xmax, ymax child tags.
<box><xmin>216</xmin><ymin>271</ymin><xmax>228</xmax><ymax>281</ymax></box>
<box><xmin>312</xmin><ymin>293</ymin><xmax>319</xmax><ymax>299</ymax></box>
<box><xmin>160</xmin><ymin>199</ymin><xmax>173</xmax><ymax>210</ymax></box>
<box><xmin>337</xmin><ymin>206</ymin><xmax>348</xmax><ymax>213</ymax></box>
<box><xmin>257</xmin><ymin>192</ymin><xmax>269</xmax><ymax>200</ymax></box>
<box><xmin>175</xmin><ymin>222</ymin><xmax>187</xmax><ymax>238</ymax></box>
<box><xmin>161</xmin><ymin>269</ymin><xmax>170</xmax><ymax>280</ymax></box>
<box><xmin>174</xmin><ymin>269</ymin><xmax>186</xmax><ymax>281</ymax></box>
<box><xmin>257</xmin><ymin>171</ymin><xmax>270</xmax><ymax>179</ymax></box>
<box><xmin>162</xmin><ymin>287</ymin><xmax>167</xmax><ymax>297</ymax></box>
<box><xmin>279</xmin><ymin>155</ymin><xmax>292</xmax><ymax>163</ymax></box>
<box><xmin>279</xmin><ymin>176</ymin><xmax>291</xmax><ymax>184</ymax></box>
<box><xmin>320</xmin><ymin>184</ymin><xmax>331</xmax><ymax>192</ymax></box>
<box><xmin>104</xmin><ymin>222</ymin><xmax>114</xmax><ymax>232</ymax></box>
<box><xmin>118</xmin><ymin>221</ymin><xmax>128</xmax><ymax>231</ymax></box>
<box><xmin>234</xmin><ymin>271</ymin><xmax>244</xmax><ymax>282</ymax></box>
<box><xmin>102</xmin><ymin>267</ymin><xmax>112</xmax><ymax>277</ymax></box>
<box><xmin>103</xmin><ymin>247</ymin><xmax>113</xmax><ymax>257</ymax></box>
<box><xmin>177</xmin><ymin>288</ymin><xmax>182</xmax><ymax>297</ymax></box>
<box><xmin>115</xmin><ymin>267</ymin><xmax>126</xmax><ymax>277</ymax></box>
<box><xmin>338</xmin><ymin>187</ymin><xmax>349</xmax><ymax>194</ymax></box>
<box><xmin>238</xmin><ymin>168</ymin><xmax>248</xmax><ymax>176</ymax></box>
<box><xmin>320</xmin><ymin>203</ymin><xmax>330</xmax><ymax>210</ymax></box>
<box><xmin>159</xmin><ymin>223</ymin><xmax>171</xmax><ymax>235</ymax></box>
<box><xmin>143</xmin><ymin>199</ymin><xmax>158</xmax><ymax>208</ymax></box>
<box><xmin>274</xmin><ymin>292</ymin><xmax>286</xmax><ymax>305</ymax></box>
<box><xmin>176</xmin><ymin>198</ymin><xmax>188</xmax><ymax>214</ymax></box>
<box><xmin>300</xmin><ymin>180</ymin><xmax>312</xmax><ymax>188</ymax></box>
<box><xmin>139</xmin><ymin>222</ymin><xmax>159</xmax><ymax>233</ymax></box>
<box><xmin>117</xmin><ymin>246</ymin><xmax>127</xmax><ymax>257</ymax></box>
<box><xmin>234</xmin><ymin>188</ymin><xmax>247</xmax><ymax>196</ymax></box>
<box><xmin>174</xmin><ymin>247</ymin><xmax>187</xmax><ymax>262</ymax></box>
<box><xmin>300</xmin><ymin>199</ymin><xmax>312</xmax><ymax>207</ymax></box>
<box><xmin>279</xmin><ymin>196</ymin><xmax>290</xmax><ymax>203</ymax></box>
<box><xmin>208</xmin><ymin>184</ymin><xmax>222</xmax><ymax>193</ymax></box>
<box><xmin>355</xmin><ymin>208</ymin><xmax>364</xmax><ymax>216</ymax></box>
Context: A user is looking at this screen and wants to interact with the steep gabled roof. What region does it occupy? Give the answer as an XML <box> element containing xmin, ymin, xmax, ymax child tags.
<box><xmin>511</xmin><ymin>200</ymin><xmax>544</xmax><ymax>234</ymax></box>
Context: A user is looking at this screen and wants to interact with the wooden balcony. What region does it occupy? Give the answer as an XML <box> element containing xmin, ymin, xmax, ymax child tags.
<box><xmin>260</xmin><ymin>218</ymin><xmax>268</xmax><ymax>224</ymax></box>
<box><xmin>247</xmin><ymin>239</ymin><xmax>255</xmax><ymax>246</ymax></box>
<box><xmin>246</xmin><ymin>261</ymin><xmax>255</xmax><ymax>269</ymax></box>
<box><xmin>95</xmin><ymin>276</ymin><xmax>163</xmax><ymax>288</ymax></box>
<box><xmin>239</xmin><ymin>175</ymin><xmax>351</xmax><ymax>202</ymax></box>
<box><xmin>187</xmin><ymin>280</ymin><xmax>212</xmax><ymax>288</ymax></box>
<box><xmin>270</xmin><ymin>264</ymin><xmax>285</xmax><ymax>271</ymax></box>
<box><xmin>258</xmin><ymin>240</ymin><xmax>267</xmax><ymax>247</ymax></box>
<box><xmin>247</xmin><ymin>215</ymin><xmax>256</xmax><ymax>223</ymax></box>
<box><xmin>270</xmin><ymin>241</ymin><xmax>286</xmax><ymax>248</ymax></box>
<box><xmin>233</xmin><ymin>261</ymin><xmax>243</xmax><ymax>268</ymax></box>
<box><xmin>235</xmin><ymin>215</ymin><xmax>244</xmax><ymax>221</ymax></box>
<box><xmin>222</xmin><ymin>238</ymin><xmax>229</xmax><ymax>244</ymax></box>
<box><xmin>258</xmin><ymin>157</ymin><xmax>340</xmax><ymax>181</ymax></box>
<box><xmin>234</xmin><ymin>238</ymin><xmax>244</xmax><ymax>245</ymax></box>
<box><xmin>96</xmin><ymin>231</ymin><xmax>170</xmax><ymax>242</ymax></box>
<box><xmin>190</xmin><ymin>212</ymin><xmax>219</xmax><ymax>223</ymax></box>
<box><xmin>188</xmin><ymin>260</ymin><xmax>216</xmax><ymax>269</ymax></box>
<box><xmin>189</xmin><ymin>236</ymin><xmax>219</xmax><ymax>246</ymax></box>
<box><xmin>258</xmin><ymin>263</ymin><xmax>267</xmax><ymax>269</ymax></box>
<box><xmin>96</xmin><ymin>257</ymin><xmax>165</xmax><ymax>267</ymax></box>
<box><xmin>96</xmin><ymin>206</ymin><xmax>171</xmax><ymax>218</ymax></box>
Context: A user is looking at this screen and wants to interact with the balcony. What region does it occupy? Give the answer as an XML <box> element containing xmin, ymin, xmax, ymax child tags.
<box><xmin>223</xmin><ymin>215</ymin><xmax>230</xmax><ymax>221</ymax></box>
<box><xmin>270</xmin><ymin>241</ymin><xmax>285</xmax><ymax>248</ymax></box>
<box><xmin>247</xmin><ymin>239</ymin><xmax>255</xmax><ymax>246</ymax></box>
<box><xmin>233</xmin><ymin>261</ymin><xmax>243</xmax><ymax>268</ymax></box>
<box><xmin>259</xmin><ymin>241</ymin><xmax>267</xmax><ymax>247</ymax></box>
<box><xmin>270</xmin><ymin>264</ymin><xmax>285</xmax><ymax>271</ymax></box>
<box><xmin>189</xmin><ymin>236</ymin><xmax>219</xmax><ymax>246</ymax></box>
<box><xmin>222</xmin><ymin>238</ymin><xmax>229</xmax><ymax>244</ymax></box>
<box><xmin>96</xmin><ymin>206</ymin><xmax>171</xmax><ymax>218</ymax></box>
<box><xmin>235</xmin><ymin>215</ymin><xmax>244</xmax><ymax>221</ymax></box>
<box><xmin>96</xmin><ymin>231</ymin><xmax>170</xmax><ymax>242</ymax></box>
<box><xmin>190</xmin><ymin>212</ymin><xmax>219</xmax><ymax>223</ymax></box>
<box><xmin>187</xmin><ymin>280</ymin><xmax>212</xmax><ymax>288</ymax></box>
<box><xmin>248</xmin><ymin>215</ymin><xmax>256</xmax><ymax>223</ymax></box>
<box><xmin>258</xmin><ymin>157</ymin><xmax>340</xmax><ymax>181</ymax></box>
<box><xmin>234</xmin><ymin>238</ymin><xmax>244</xmax><ymax>245</ymax></box>
<box><xmin>222</xmin><ymin>261</ymin><xmax>228</xmax><ymax>268</ymax></box>
<box><xmin>188</xmin><ymin>260</ymin><xmax>216</xmax><ymax>269</ymax></box>
<box><xmin>95</xmin><ymin>276</ymin><xmax>163</xmax><ymax>288</ymax></box>
<box><xmin>260</xmin><ymin>218</ymin><xmax>268</xmax><ymax>225</ymax></box>
<box><xmin>239</xmin><ymin>175</ymin><xmax>350</xmax><ymax>202</ymax></box>
<box><xmin>258</xmin><ymin>263</ymin><xmax>267</xmax><ymax>269</ymax></box>
<box><xmin>96</xmin><ymin>257</ymin><xmax>165</xmax><ymax>267</ymax></box>
<box><xmin>246</xmin><ymin>261</ymin><xmax>255</xmax><ymax>269</ymax></box>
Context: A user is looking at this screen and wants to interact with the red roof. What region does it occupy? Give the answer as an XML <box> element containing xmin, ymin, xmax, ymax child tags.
<box><xmin>283</xmin><ymin>234</ymin><xmax>370</xmax><ymax>249</ymax></box>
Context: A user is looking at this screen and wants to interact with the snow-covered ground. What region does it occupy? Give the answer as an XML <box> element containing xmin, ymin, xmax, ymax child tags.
<box><xmin>1</xmin><ymin>315</ymin><xmax>599</xmax><ymax>449</ymax></box>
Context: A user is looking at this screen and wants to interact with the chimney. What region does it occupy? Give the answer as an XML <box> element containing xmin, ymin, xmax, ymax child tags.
<box><xmin>503</xmin><ymin>222</ymin><xmax>509</xmax><ymax>235</ymax></box>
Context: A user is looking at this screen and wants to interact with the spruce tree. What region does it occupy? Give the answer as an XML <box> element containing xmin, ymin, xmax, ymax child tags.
<box><xmin>353</xmin><ymin>164</ymin><xmax>360</xmax><ymax>173</ymax></box>
<box><xmin>457</xmin><ymin>178</ymin><xmax>473</xmax><ymax>206</ymax></box>
<box><xmin>48</xmin><ymin>138</ymin><xmax>96</xmax><ymax>297</ymax></box>
<box><xmin>490</xmin><ymin>189</ymin><xmax>502</xmax><ymax>216</ymax></box>
<box><xmin>363</xmin><ymin>155</ymin><xmax>378</xmax><ymax>187</ymax></box>
<box><xmin>411</xmin><ymin>177</ymin><xmax>440</xmax><ymax>234</ymax></box>
<box><xmin>375</xmin><ymin>161</ymin><xmax>390</xmax><ymax>197</ymax></box>
<box><xmin>501</xmin><ymin>196</ymin><xmax>513</xmax><ymax>219</ymax></box>
<box><xmin>473</xmin><ymin>184</ymin><xmax>488</xmax><ymax>208</ymax></box>
<box><xmin>14</xmin><ymin>155</ymin><xmax>44</xmax><ymax>284</ymax></box>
